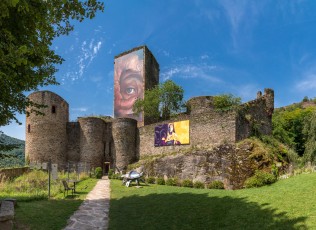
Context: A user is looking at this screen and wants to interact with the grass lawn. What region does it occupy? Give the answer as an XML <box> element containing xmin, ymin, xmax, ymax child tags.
<box><xmin>0</xmin><ymin>178</ymin><xmax>98</xmax><ymax>230</ymax></box>
<box><xmin>109</xmin><ymin>173</ymin><xmax>316</xmax><ymax>230</ymax></box>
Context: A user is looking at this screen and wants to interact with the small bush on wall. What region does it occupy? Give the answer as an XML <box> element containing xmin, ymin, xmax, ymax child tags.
<box><xmin>244</xmin><ymin>170</ymin><xmax>277</xmax><ymax>188</ymax></box>
<box><xmin>207</xmin><ymin>181</ymin><xmax>224</xmax><ymax>189</ymax></box>
<box><xmin>156</xmin><ymin>177</ymin><xmax>165</xmax><ymax>185</ymax></box>
<box><xmin>165</xmin><ymin>178</ymin><xmax>178</xmax><ymax>186</ymax></box>
<box><xmin>193</xmin><ymin>181</ymin><xmax>205</xmax><ymax>189</ymax></box>
<box><xmin>146</xmin><ymin>177</ymin><xmax>155</xmax><ymax>184</ymax></box>
<box><xmin>182</xmin><ymin>179</ymin><xmax>193</xmax><ymax>188</ymax></box>
<box><xmin>95</xmin><ymin>167</ymin><xmax>102</xmax><ymax>179</ymax></box>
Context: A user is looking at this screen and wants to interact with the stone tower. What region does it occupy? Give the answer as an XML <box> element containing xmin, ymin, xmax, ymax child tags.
<box><xmin>25</xmin><ymin>91</ymin><xmax>69</xmax><ymax>165</ymax></box>
<box><xmin>78</xmin><ymin>117</ymin><xmax>106</xmax><ymax>168</ymax></box>
<box><xmin>114</xmin><ymin>45</ymin><xmax>159</xmax><ymax>126</ymax></box>
<box><xmin>112</xmin><ymin>118</ymin><xmax>137</xmax><ymax>172</ymax></box>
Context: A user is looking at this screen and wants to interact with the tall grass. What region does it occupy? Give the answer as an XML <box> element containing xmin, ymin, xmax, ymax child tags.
<box><xmin>0</xmin><ymin>169</ymin><xmax>90</xmax><ymax>200</ymax></box>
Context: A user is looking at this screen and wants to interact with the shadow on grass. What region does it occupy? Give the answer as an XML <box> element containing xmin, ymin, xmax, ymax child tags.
<box><xmin>14</xmin><ymin>199</ymin><xmax>84</xmax><ymax>230</ymax></box>
<box><xmin>109</xmin><ymin>193</ymin><xmax>307</xmax><ymax>230</ymax></box>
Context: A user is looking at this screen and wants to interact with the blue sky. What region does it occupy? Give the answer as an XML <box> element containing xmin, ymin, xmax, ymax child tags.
<box><xmin>3</xmin><ymin>0</ymin><xmax>316</xmax><ymax>140</ymax></box>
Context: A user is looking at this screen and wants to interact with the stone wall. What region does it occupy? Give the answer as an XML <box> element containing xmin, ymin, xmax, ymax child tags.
<box><xmin>143</xmin><ymin>46</ymin><xmax>160</xmax><ymax>126</ymax></box>
<box><xmin>66</xmin><ymin>122</ymin><xmax>81</xmax><ymax>162</ymax></box>
<box><xmin>25</xmin><ymin>91</ymin><xmax>69</xmax><ymax>165</ymax></box>
<box><xmin>138</xmin><ymin>111</ymin><xmax>236</xmax><ymax>157</ymax></box>
<box><xmin>112</xmin><ymin>118</ymin><xmax>137</xmax><ymax>172</ymax></box>
<box><xmin>137</xmin><ymin>141</ymin><xmax>281</xmax><ymax>190</ymax></box>
<box><xmin>236</xmin><ymin>89</ymin><xmax>274</xmax><ymax>141</ymax></box>
<box><xmin>0</xmin><ymin>167</ymin><xmax>29</xmax><ymax>181</ymax></box>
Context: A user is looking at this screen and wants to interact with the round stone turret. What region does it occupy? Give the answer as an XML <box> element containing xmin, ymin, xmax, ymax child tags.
<box><xmin>25</xmin><ymin>91</ymin><xmax>69</xmax><ymax>165</ymax></box>
<box><xmin>186</xmin><ymin>96</ymin><xmax>215</xmax><ymax>115</ymax></box>
<box><xmin>112</xmin><ymin>118</ymin><xmax>137</xmax><ymax>172</ymax></box>
<box><xmin>78</xmin><ymin>117</ymin><xmax>106</xmax><ymax>168</ymax></box>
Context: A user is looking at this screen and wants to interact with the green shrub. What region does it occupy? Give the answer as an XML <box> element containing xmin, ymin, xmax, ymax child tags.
<box><xmin>165</xmin><ymin>178</ymin><xmax>177</xmax><ymax>186</ymax></box>
<box><xmin>146</xmin><ymin>177</ymin><xmax>155</xmax><ymax>184</ymax></box>
<box><xmin>244</xmin><ymin>170</ymin><xmax>277</xmax><ymax>188</ymax></box>
<box><xmin>207</xmin><ymin>181</ymin><xmax>224</xmax><ymax>189</ymax></box>
<box><xmin>111</xmin><ymin>173</ymin><xmax>121</xmax><ymax>180</ymax></box>
<box><xmin>213</xmin><ymin>94</ymin><xmax>241</xmax><ymax>112</ymax></box>
<box><xmin>182</xmin><ymin>179</ymin><xmax>193</xmax><ymax>188</ymax></box>
<box><xmin>95</xmin><ymin>167</ymin><xmax>102</xmax><ymax>179</ymax></box>
<box><xmin>193</xmin><ymin>181</ymin><xmax>205</xmax><ymax>189</ymax></box>
<box><xmin>108</xmin><ymin>169</ymin><xmax>114</xmax><ymax>179</ymax></box>
<box><xmin>156</xmin><ymin>177</ymin><xmax>165</xmax><ymax>185</ymax></box>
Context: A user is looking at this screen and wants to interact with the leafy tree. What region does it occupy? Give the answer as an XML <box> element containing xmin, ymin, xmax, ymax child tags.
<box><xmin>272</xmin><ymin>106</ymin><xmax>316</xmax><ymax>156</ymax></box>
<box><xmin>302</xmin><ymin>96</ymin><xmax>309</xmax><ymax>102</ymax></box>
<box><xmin>213</xmin><ymin>94</ymin><xmax>241</xmax><ymax>112</ymax></box>
<box><xmin>303</xmin><ymin>111</ymin><xmax>316</xmax><ymax>163</ymax></box>
<box><xmin>133</xmin><ymin>80</ymin><xmax>184</xmax><ymax>121</ymax></box>
<box><xmin>0</xmin><ymin>0</ymin><xmax>104</xmax><ymax>127</ymax></box>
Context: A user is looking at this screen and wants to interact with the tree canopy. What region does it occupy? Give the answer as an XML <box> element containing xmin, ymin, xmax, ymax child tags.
<box><xmin>0</xmin><ymin>0</ymin><xmax>104</xmax><ymax>127</ymax></box>
<box><xmin>213</xmin><ymin>94</ymin><xmax>241</xmax><ymax>112</ymax></box>
<box><xmin>133</xmin><ymin>80</ymin><xmax>184</xmax><ymax>122</ymax></box>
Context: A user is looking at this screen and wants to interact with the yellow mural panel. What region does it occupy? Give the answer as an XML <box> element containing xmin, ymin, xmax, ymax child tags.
<box><xmin>174</xmin><ymin>120</ymin><xmax>190</xmax><ymax>144</ymax></box>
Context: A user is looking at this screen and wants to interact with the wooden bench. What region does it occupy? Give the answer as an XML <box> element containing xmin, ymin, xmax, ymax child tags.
<box><xmin>0</xmin><ymin>200</ymin><xmax>15</xmax><ymax>230</ymax></box>
<box><xmin>62</xmin><ymin>180</ymin><xmax>75</xmax><ymax>197</ymax></box>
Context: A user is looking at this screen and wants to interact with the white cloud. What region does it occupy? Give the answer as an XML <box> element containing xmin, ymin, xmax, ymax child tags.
<box><xmin>295</xmin><ymin>60</ymin><xmax>316</xmax><ymax>91</ymax></box>
<box><xmin>161</xmin><ymin>64</ymin><xmax>220</xmax><ymax>83</ymax></box>
<box><xmin>296</xmin><ymin>74</ymin><xmax>316</xmax><ymax>91</ymax></box>
<box><xmin>200</xmin><ymin>55</ymin><xmax>209</xmax><ymax>60</ymax></box>
<box><xmin>77</xmin><ymin>39</ymin><xmax>103</xmax><ymax>78</ymax></box>
<box><xmin>71</xmin><ymin>107</ymin><xmax>88</xmax><ymax>112</ymax></box>
<box><xmin>218</xmin><ymin>1</ymin><xmax>265</xmax><ymax>50</ymax></box>
<box><xmin>231</xmin><ymin>83</ymin><xmax>259</xmax><ymax>102</ymax></box>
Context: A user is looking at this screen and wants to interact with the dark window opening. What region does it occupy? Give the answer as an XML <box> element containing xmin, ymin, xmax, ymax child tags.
<box><xmin>52</xmin><ymin>105</ymin><xmax>56</xmax><ymax>114</ymax></box>
<box><xmin>28</xmin><ymin>124</ymin><xmax>31</xmax><ymax>133</ymax></box>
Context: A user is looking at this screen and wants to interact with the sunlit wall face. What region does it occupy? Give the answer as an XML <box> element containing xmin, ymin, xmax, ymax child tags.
<box><xmin>114</xmin><ymin>49</ymin><xmax>144</xmax><ymax>121</ymax></box>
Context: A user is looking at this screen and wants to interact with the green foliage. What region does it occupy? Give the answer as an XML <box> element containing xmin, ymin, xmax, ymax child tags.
<box><xmin>182</xmin><ymin>179</ymin><xmax>193</xmax><ymax>188</ymax></box>
<box><xmin>109</xmin><ymin>172</ymin><xmax>121</xmax><ymax>180</ymax></box>
<box><xmin>303</xmin><ymin>96</ymin><xmax>309</xmax><ymax>102</ymax></box>
<box><xmin>94</xmin><ymin>167</ymin><xmax>102</xmax><ymax>179</ymax></box>
<box><xmin>146</xmin><ymin>177</ymin><xmax>155</xmax><ymax>184</ymax></box>
<box><xmin>0</xmin><ymin>133</ymin><xmax>25</xmax><ymax>168</ymax></box>
<box><xmin>108</xmin><ymin>169</ymin><xmax>114</xmax><ymax>179</ymax></box>
<box><xmin>156</xmin><ymin>177</ymin><xmax>165</xmax><ymax>185</ymax></box>
<box><xmin>193</xmin><ymin>181</ymin><xmax>205</xmax><ymax>189</ymax></box>
<box><xmin>207</xmin><ymin>181</ymin><xmax>224</xmax><ymax>189</ymax></box>
<box><xmin>0</xmin><ymin>0</ymin><xmax>104</xmax><ymax>127</ymax></box>
<box><xmin>165</xmin><ymin>178</ymin><xmax>178</xmax><ymax>186</ymax></box>
<box><xmin>303</xmin><ymin>111</ymin><xmax>316</xmax><ymax>163</ymax></box>
<box><xmin>213</xmin><ymin>94</ymin><xmax>241</xmax><ymax>112</ymax></box>
<box><xmin>272</xmin><ymin>106</ymin><xmax>316</xmax><ymax>156</ymax></box>
<box><xmin>133</xmin><ymin>80</ymin><xmax>184</xmax><ymax>121</ymax></box>
<box><xmin>244</xmin><ymin>170</ymin><xmax>277</xmax><ymax>188</ymax></box>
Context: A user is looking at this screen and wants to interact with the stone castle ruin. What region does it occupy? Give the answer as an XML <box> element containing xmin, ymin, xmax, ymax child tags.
<box><xmin>25</xmin><ymin>46</ymin><xmax>274</xmax><ymax>189</ymax></box>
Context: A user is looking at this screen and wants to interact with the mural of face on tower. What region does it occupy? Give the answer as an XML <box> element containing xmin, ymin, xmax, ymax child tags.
<box><xmin>114</xmin><ymin>49</ymin><xmax>144</xmax><ymax>121</ymax></box>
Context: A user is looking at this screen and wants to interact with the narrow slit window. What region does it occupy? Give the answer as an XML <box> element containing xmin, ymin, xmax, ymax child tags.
<box><xmin>52</xmin><ymin>106</ymin><xmax>56</xmax><ymax>114</ymax></box>
<box><xmin>28</xmin><ymin>124</ymin><xmax>31</xmax><ymax>133</ymax></box>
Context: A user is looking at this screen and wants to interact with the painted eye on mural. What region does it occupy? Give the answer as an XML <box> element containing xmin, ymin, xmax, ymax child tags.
<box><xmin>125</xmin><ymin>87</ymin><xmax>136</xmax><ymax>95</ymax></box>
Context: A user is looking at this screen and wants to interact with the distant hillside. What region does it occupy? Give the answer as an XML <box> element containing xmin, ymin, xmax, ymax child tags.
<box><xmin>0</xmin><ymin>133</ymin><xmax>25</xmax><ymax>168</ymax></box>
<box><xmin>276</xmin><ymin>99</ymin><xmax>316</xmax><ymax>111</ymax></box>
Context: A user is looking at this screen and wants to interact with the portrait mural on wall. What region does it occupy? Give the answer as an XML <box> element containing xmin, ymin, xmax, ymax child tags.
<box><xmin>114</xmin><ymin>48</ymin><xmax>144</xmax><ymax>121</ymax></box>
<box><xmin>154</xmin><ymin>120</ymin><xmax>190</xmax><ymax>147</ymax></box>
